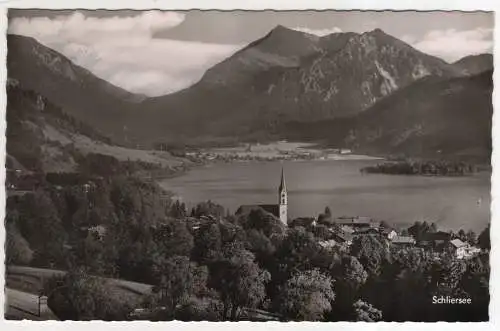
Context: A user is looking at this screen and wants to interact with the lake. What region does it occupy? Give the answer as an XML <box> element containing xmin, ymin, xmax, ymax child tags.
<box><xmin>160</xmin><ymin>159</ymin><xmax>491</xmax><ymax>232</ymax></box>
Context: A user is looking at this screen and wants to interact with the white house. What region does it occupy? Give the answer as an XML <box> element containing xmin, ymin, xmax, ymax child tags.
<box><xmin>449</xmin><ymin>239</ymin><xmax>481</xmax><ymax>259</ymax></box>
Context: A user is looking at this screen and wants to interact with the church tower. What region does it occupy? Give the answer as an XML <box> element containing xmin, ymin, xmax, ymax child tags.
<box><xmin>278</xmin><ymin>167</ymin><xmax>288</xmax><ymax>225</ymax></box>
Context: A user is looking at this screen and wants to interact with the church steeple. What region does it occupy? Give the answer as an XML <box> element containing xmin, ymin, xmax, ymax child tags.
<box><xmin>278</xmin><ymin>167</ymin><xmax>288</xmax><ymax>225</ymax></box>
<box><xmin>279</xmin><ymin>167</ymin><xmax>286</xmax><ymax>192</ymax></box>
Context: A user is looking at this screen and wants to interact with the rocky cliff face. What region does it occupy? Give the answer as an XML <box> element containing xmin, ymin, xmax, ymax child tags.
<box><xmin>263</xmin><ymin>29</ymin><xmax>460</xmax><ymax>119</ymax></box>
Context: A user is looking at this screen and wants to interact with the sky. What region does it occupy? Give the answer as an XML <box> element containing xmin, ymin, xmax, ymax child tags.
<box><xmin>8</xmin><ymin>10</ymin><xmax>494</xmax><ymax>96</ymax></box>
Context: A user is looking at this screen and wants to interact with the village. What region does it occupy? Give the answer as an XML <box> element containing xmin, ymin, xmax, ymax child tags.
<box><xmin>290</xmin><ymin>215</ymin><xmax>482</xmax><ymax>261</ymax></box>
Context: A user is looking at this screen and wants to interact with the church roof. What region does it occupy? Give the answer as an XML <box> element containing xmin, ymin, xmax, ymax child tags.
<box><xmin>279</xmin><ymin>167</ymin><xmax>286</xmax><ymax>192</ymax></box>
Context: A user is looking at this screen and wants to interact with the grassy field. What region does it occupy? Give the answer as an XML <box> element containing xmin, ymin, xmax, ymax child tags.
<box><xmin>40</xmin><ymin>122</ymin><xmax>187</xmax><ymax>172</ymax></box>
<box><xmin>6</xmin><ymin>265</ymin><xmax>153</xmax><ymax>304</ymax></box>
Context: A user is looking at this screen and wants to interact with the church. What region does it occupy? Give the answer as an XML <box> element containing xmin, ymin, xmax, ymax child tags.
<box><xmin>235</xmin><ymin>168</ymin><xmax>288</xmax><ymax>225</ymax></box>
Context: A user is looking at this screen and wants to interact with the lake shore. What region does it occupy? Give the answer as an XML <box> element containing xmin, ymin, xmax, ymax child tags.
<box><xmin>160</xmin><ymin>159</ymin><xmax>490</xmax><ymax>233</ymax></box>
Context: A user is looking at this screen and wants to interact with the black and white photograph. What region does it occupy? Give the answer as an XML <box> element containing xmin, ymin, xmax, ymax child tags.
<box><xmin>3</xmin><ymin>8</ymin><xmax>493</xmax><ymax>322</ymax></box>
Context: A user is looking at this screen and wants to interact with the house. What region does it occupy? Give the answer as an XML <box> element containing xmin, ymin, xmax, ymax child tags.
<box><xmin>449</xmin><ymin>239</ymin><xmax>468</xmax><ymax>259</ymax></box>
<box><xmin>380</xmin><ymin>228</ymin><xmax>398</xmax><ymax>240</ymax></box>
<box><xmin>331</xmin><ymin>230</ymin><xmax>354</xmax><ymax>246</ymax></box>
<box><xmin>420</xmin><ymin>231</ymin><xmax>453</xmax><ymax>251</ymax></box>
<box><xmin>319</xmin><ymin>239</ymin><xmax>338</xmax><ymax>249</ymax></box>
<box><xmin>391</xmin><ymin>235</ymin><xmax>416</xmax><ymax>247</ymax></box>
<box><xmin>88</xmin><ymin>225</ymin><xmax>107</xmax><ymax>240</ymax></box>
<box><xmin>449</xmin><ymin>239</ymin><xmax>481</xmax><ymax>259</ymax></box>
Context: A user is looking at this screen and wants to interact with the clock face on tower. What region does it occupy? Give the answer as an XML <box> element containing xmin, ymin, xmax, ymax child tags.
<box><xmin>281</xmin><ymin>210</ymin><xmax>285</xmax><ymax>215</ymax></box>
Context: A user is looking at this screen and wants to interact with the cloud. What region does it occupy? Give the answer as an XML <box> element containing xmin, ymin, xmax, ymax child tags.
<box><xmin>292</xmin><ymin>26</ymin><xmax>342</xmax><ymax>36</ymax></box>
<box><xmin>404</xmin><ymin>27</ymin><xmax>493</xmax><ymax>62</ymax></box>
<box><xmin>8</xmin><ymin>11</ymin><xmax>243</xmax><ymax>96</ymax></box>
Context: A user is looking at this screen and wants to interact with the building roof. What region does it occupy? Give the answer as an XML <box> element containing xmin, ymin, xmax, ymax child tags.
<box><xmin>319</xmin><ymin>239</ymin><xmax>338</xmax><ymax>248</ymax></box>
<box><xmin>332</xmin><ymin>230</ymin><xmax>354</xmax><ymax>242</ymax></box>
<box><xmin>341</xmin><ymin>225</ymin><xmax>355</xmax><ymax>233</ymax></box>
<box><xmin>450</xmin><ymin>239</ymin><xmax>468</xmax><ymax>248</ymax></box>
<box><xmin>335</xmin><ymin>216</ymin><xmax>373</xmax><ymax>225</ymax></box>
<box><xmin>392</xmin><ymin>236</ymin><xmax>416</xmax><ymax>244</ymax></box>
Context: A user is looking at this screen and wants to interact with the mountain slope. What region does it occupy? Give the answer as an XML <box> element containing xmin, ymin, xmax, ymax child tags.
<box><xmin>6</xmin><ymin>82</ymin><xmax>185</xmax><ymax>174</ymax></box>
<box><xmin>453</xmin><ymin>53</ymin><xmax>493</xmax><ymax>76</ymax></box>
<box><xmin>200</xmin><ymin>25</ymin><xmax>322</xmax><ymax>87</ymax></box>
<box><xmin>7</xmin><ymin>34</ymin><xmax>145</xmax><ymax>145</ymax></box>
<box><xmin>345</xmin><ymin>70</ymin><xmax>492</xmax><ymax>161</ymax></box>
<box><xmin>140</xmin><ymin>27</ymin><xmax>462</xmax><ymax>142</ymax></box>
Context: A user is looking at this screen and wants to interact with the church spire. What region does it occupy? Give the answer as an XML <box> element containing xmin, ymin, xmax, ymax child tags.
<box><xmin>278</xmin><ymin>167</ymin><xmax>288</xmax><ymax>226</ymax></box>
<box><xmin>279</xmin><ymin>167</ymin><xmax>286</xmax><ymax>192</ymax></box>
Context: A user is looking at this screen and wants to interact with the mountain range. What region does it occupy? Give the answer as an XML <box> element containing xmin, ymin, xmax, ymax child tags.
<box><xmin>6</xmin><ymin>26</ymin><xmax>494</xmax><ymax>163</ymax></box>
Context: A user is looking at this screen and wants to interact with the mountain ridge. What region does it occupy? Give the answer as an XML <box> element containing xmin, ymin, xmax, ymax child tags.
<box><xmin>6</xmin><ymin>27</ymin><xmax>493</xmax><ymax>161</ymax></box>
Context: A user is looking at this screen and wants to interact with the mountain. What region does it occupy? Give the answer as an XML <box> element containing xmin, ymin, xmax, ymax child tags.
<box><xmin>8</xmin><ymin>28</ymin><xmax>492</xmax><ymax>159</ymax></box>
<box><xmin>7</xmin><ymin>34</ymin><xmax>145</xmax><ymax>145</ymax></box>
<box><xmin>201</xmin><ymin>25</ymin><xmax>322</xmax><ymax>87</ymax></box>
<box><xmin>453</xmin><ymin>53</ymin><xmax>493</xmax><ymax>76</ymax></box>
<box><xmin>6</xmin><ymin>82</ymin><xmax>185</xmax><ymax>174</ymax></box>
<box><xmin>140</xmin><ymin>27</ymin><xmax>463</xmax><ymax>142</ymax></box>
<box><xmin>343</xmin><ymin>70</ymin><xmax>493</xmax><ymax>162</ymax></box>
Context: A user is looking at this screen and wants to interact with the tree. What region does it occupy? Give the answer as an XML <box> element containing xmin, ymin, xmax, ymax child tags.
<box><xmin>353</xmin><ymin>300</ymin><xmax>382</xmax><ymax>322</ymax></box>
<box><xmin>466</xmin><ymin>230</ymin><xmax>477</xmax><ymax>246</ymax></box>
<box><xmin>209</xmin><ymin>243</ymin><xmax>270</xmax><ymax>320</ymax></box>
<box><xmin>154</xmin><ymin>256</ymin><xmax>201</xmax><ymax>318</ymax></box>
<box><xmin>275</xmin><ymin>227</ymin><xmax>323</xmax><ymax>273</ymax></box>
<box><xmin>16</xmin><ymin>189</ymin><xmax>67</xmax><ymax>267</ymax></box>
<box><xmin>246</xmin><ymin>229</ymin><xmax>276</xmax><ymax>268</ymax></box>
<box><xmin>44</xmin><ymin>269</ymin><xmax>134</xmax><ymax>320</ymax></box>
<box><xmin>239</xmin><ymin>208</ymin><xmax>286</xmax><ymax>239</ymax></box>
<box><xmin>5</xmin><ymin>223</ymin><xmax>33</xmax><ymax>265</ymax></box>
<box><xmin>458</xmin><ymin>255</ymin><xmax>489</xmax><ymax>321</ymax></box>
<box><xmin>379</xmin><ymin>220</ymin><xmax>390</xmax><ymax>229</ymax></box>
<box><xmin>334</xmin><ymin>256</ymin><xmax>368</xmax><ymax>291</ymax></box>
<box><xmin>478</xmin><ymin>225</ymin><xmax>490</xmax><ymax>250</ymax></box>
<box><xmin>192</xmin><ymin>200</ymin><xmax>225</xmax><ymax>219</ymax></box>
<box><xmin>192</xmin><ymin>222</ymin><xmax>223</xmax><ymax>263</ymax></box>
<box><xmin>350</xmin><ymin>235</ymin><xmax>390</xmax><ymax>277</ymax></box>
<box><xmin>457</xmin><ymin>229</ymin><xmax>467</xmax><ymax>242</ymax></box>
<box><xmin>408</xmin><ymin>221</ymin><xmax>431</xmax><ymax>242</ymax></box>
<box><xmin>317</xmin><ymin>213</ymin><xmax>333</xmax><ymax>225</ymax></box>
<box><xmin>276</xmin><ymin>269</ymin><xmax>335</xmax><ymax>321</ymax></box>
<box><xmin>155</xmin><ymin>219</ymin><xmax>194</xmax><ymax>258</ymax></box>
<box><xmin>169</xmin><ymin>200</ymin><xmax>187</xmax><ymax>218</ymax></box>
<box><xmin>324</xmin><ymin>206</ymin><xmax>332</xmax><ymax>218</ymax></box>
<box><xmin>327</xmin><ymin>256</ymin><xmax>367</xmax><ymax>320</ymax></box>
<box><xmin>175</xmin><ymin>296</ymin><xmax>223</xmax><ymax>321</ymax></box>
<box><xmin>73</xmin><ymin>232</ymin><xmax>109</xmax><ymax>275</ymax></box>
